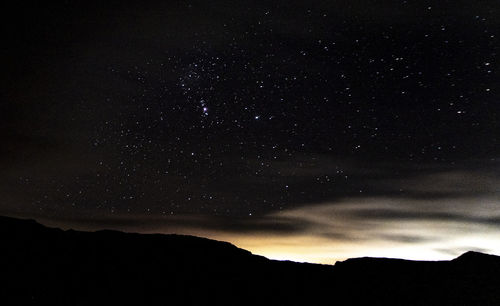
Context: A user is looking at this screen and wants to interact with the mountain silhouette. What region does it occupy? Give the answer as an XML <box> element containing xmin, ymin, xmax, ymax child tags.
<box><xmin>2</xmin><ymin>215</ymin><xmax>500</xmax><ymax>305</ymax></box>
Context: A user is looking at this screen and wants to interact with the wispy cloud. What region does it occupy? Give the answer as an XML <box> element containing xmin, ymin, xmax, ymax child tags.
<box><xmin>7</xmin><ymin>158</ymin><xmax>500</xmax><ymax>264</ymax></box>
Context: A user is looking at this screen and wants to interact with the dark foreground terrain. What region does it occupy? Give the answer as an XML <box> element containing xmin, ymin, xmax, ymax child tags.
<box><xmin>2</xmin><ymin>215</ymin><xmax>500</xmax><ymax>305</ymax></box>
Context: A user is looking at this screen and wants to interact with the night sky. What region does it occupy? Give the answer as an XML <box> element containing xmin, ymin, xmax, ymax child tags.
<box><xmin>2</xmin><ymin>0</ymin><xmax>500</xmax><ymax>263</ymax></box>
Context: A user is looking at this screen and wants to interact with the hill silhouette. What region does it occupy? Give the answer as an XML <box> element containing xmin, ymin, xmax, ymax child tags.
<box><xmin>2</xmin><ymin>215</ymin><xmax>500</xmax><ymax>305</ymax></box>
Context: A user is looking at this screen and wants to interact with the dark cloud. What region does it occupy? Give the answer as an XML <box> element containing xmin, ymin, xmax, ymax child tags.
<box><xmin>349</xmin><ymin>209</ymin><xmax>500</xmax><ymax>225</ymax></box>
<box><xmin>378</xmin><ymin>234</ymin><xmax>435</xmax><ymax>244</ymax></box>
<box><xmin>1</xmin><ymin>152</ymin><xmax>499</xmax><ymax>218</ymax></box>
<box><xmin>43</xmin><ymin>214</ymin><xmax>314</xmax><ymax>235</ymax></box>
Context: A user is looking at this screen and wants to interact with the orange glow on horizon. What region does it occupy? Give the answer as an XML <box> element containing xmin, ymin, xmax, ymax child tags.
<box><xmin>37</xmin><ymin>196</ymin><xmax>500</xmax><ymax>265</ymax></box>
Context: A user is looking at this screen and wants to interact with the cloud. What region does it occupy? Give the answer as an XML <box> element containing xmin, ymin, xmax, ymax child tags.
<box><xmin>192</xmin><ymin>165</ymin><xmax>500</xmax><ymax>262</ymax></box>
<box><xmin>31</xmin><ymin>194</ymin><xmax>500</xmax><ymax>264</ymax></box>
<box><xmin>4</xmin><ymin>156</ymin><xmax>500</xmax><ymax>264</ymax></box>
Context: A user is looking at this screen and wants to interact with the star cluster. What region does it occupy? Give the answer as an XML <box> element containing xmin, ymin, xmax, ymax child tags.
<box><xmin>2</xmin><ymin>0</ymin><xmax>499</xmax><ymax>220</ymax></box>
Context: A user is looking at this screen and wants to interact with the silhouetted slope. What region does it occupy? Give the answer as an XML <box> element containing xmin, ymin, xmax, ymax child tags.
<box><xmin>1</xmin><ymin>215</ymin><xmax>500</xmax><ymax>305</ymax></box>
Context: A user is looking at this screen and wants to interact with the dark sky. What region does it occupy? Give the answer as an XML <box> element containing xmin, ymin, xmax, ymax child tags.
<box><xmin>1</xmin><ymin>0</ymin><xmax>500</xmax><ymax>263</ymax></box>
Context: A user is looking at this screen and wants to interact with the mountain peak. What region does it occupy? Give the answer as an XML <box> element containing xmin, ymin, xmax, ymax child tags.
<box><xmin>3</xmin><ymin>215</ymin><xmax>500</xmax><ymax>305</ymax></box>
<box><xmin>453</xmin><ymin>251</ymin><xmax>499</xmax><ymax>262</ymax></box>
